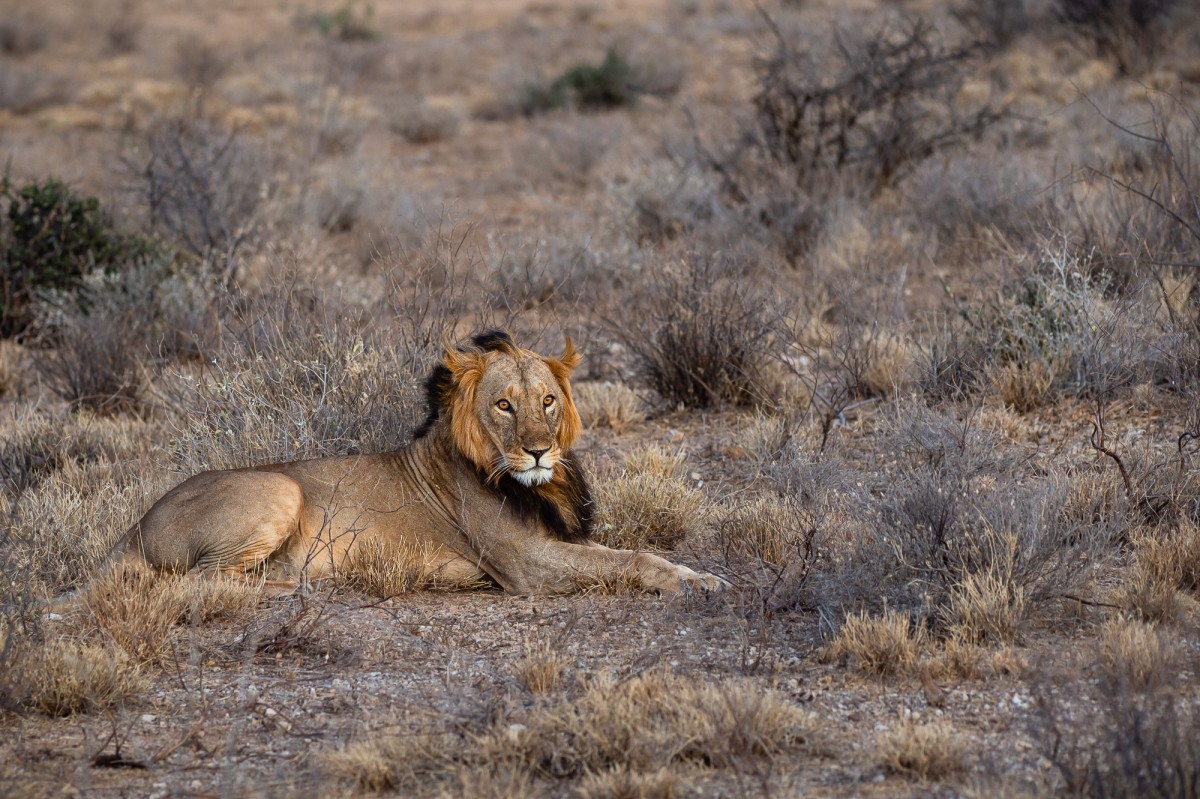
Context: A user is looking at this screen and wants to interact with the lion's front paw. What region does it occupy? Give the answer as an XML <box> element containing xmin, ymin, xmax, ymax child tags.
<box><xmin>678</xmin><ymin>569</ymin><xmax>730</xmax><ymax>595</ymax></box>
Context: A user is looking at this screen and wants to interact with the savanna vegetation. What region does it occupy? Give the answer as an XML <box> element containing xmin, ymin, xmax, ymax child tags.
<box><xmin>2</xmin><ymin>0</ymin><xmax>1199</xmax><ymax>796</ymax></box>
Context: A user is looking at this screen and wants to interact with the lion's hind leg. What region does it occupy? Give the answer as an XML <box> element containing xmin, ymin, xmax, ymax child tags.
<box><xmin>132</xmin><ymin>470</ymin><xmax>309</xmax><ymax>582</ymax></box>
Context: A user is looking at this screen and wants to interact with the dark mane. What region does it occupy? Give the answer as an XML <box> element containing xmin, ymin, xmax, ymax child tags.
<box><xmin>413</xmin><ymin>330</ymin><xmax>516</xmax><ymax>439</ymax></box>
<box><xmin>486</xmin><ymin>456</ymin><xmax>594</xmax><ymax>544</ymax></box>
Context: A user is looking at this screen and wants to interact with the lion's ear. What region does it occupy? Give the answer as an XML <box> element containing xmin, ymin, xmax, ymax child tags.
<box><xmin>444</xmin><ymin>346</ymin><xmax>485</xmax><ymax>387</ymax></box>
<box><xmin>558</xmin><ymin>337</ymin><xmax>582</xmax><ymax>372</ymax></box>
<box><xmin>546</xmin><ymin>338</ymin><xmax>582</xmax><ymax>449</ymax></box>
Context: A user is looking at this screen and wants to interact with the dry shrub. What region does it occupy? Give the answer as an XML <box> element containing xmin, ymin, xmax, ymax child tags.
<box><xmin>1033</xmin><ymin>665</ymin><xmax>1200</xmax><ymax>797</ymax></box>
<box><xmin>166</xmin><ymin>269</ymin><xmax>457</xmax><ymax>472</ymax></box>
<box><xmin>173</xmin><ymin>38</ymin><xmax>229</xmax><ymax>91</ymax></box>
<box><xmin>753</xmin><ymin>16</ymin><xmax>1001</xmax><ymax>196</ymax></box>
<box><xmin>1054</xmin><ymin>0</ymin><xmax>1184</xmax><ymax>75</ymax></box>
<box><xmin>573</xmin><ymin>381</ymin><xmax>646</xmax><ymax>433</ymax></box>
<box><xmin>513</xmin><ymin>638</ymin><xmax>565</xmax><ymax>694</ymax></box>
<box><xmin>1094</xmin><ymin>616</ymin><xmax>1177</xmax><ymax>691</ymax></box>
<box><xmin>388</xmin><ymin>98</ymin><xmax>463</xmax><ymax>144</ymax></box>
<box><xmin>877</xmin><ymin>716</ymin><xmax>965</xmax><ymax>780</ymax></box>
<box><xmin>36</xmin><ymin>310</ymin><xmax>148</xmax><ymax>415</ymax></box>
<box><xmin>0</xmin><ymin>339</ymin><xmax>21</xmax><ymax>398</ymax></box>
<box><xmin>78</xmin><ymin>561</ymin><xmax>190</xmax><ymax>665</ymax></box>
<box><xmin>827</xmin><ymin>610</ymin><xmax>925</xmax><ymax>677</ymax></box>
<box><xmin>594</xmin><ymin>471</ymin><xmax>705</xmax><ymax>551</ymax></box>
<box><xmin>615</xmin><ymin>252</ymin><xmax>778</xmax><ymax>410</ymax></box>
<box><xmin>134</xmin><ymin>113</ymin><xmax>269</xmax><ymax>273</ymax></box>
<box><xmin>14</xmin><ymin>639</ymin><xmax>145</xmax><ymax>716</ymax></box>
<box><xmin>10</xmin><ymin>468</ymin><xmax>151</xmax><ymax>593</ymax></box>
<box><xmin>0</xmin><ymin>412</ymin><xmax>144</xmax><ymax>496</ymax></box>
<box><xmin>576</xmin><ymin>766</ymin><xmax>677</xmax><ymax>799</ymax></box>
<box><xmin>515</xmin><ymin>115</ymin><xmax>626</xmax><ymax>187</ymax></box>
<box><xmin>0</xmin><ymin>17</ymin><xmax>48</xmax><ymax>56</ymax></box>
<box><xmin>718</xmin><ymin>494</ymin><xmax>811</xmax><ymax>567</ymax></box>
<box><xmin>945</xmin><ymin>568</ymin><xmax>1027</xmax><ymax>645</ymax></box>
<box><xmin>817</xmin><ymin>402</ymin><xmax>1119</xmax><ymax>627</ymax></box>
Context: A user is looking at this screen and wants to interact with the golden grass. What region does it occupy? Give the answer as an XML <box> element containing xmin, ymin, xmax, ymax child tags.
<box><xmin>513</xmin><ymin>637</ymin><xmax>566</xmax><ymax>694</ymax></box>
<box><xmin>990</xmin><ymin>360</ymin><xmax>1056</xmax><ymax>413</ymax></box>
<box><xmin>326</xmin><ymin>670</ymin><xmax>809</xmax><ymax>792</ymax></box>
<box><xmin>573</xmin><ymin>381</ymin><xmax>647</xmax><ymax>433</ymax></box>
<box><xmin>342</xmin><ymin>537</ymin><xmax>436</xmax><ymax>597</ymax></box>
<box><xmin>876</xmin><ymin>715</ymin><xmax>965</xmax><ymax>780</ymax></box>
<box><xmin>718</xmin><ymin>493</ymin><xmax>809</xmax><ymax>567</ymax></box>
<box><xmin>78</xmin><ymin>560</ymin><xmax>190</xmax><ymax>665</ymax></box>
<box><xmin>14</xmin><ymin>638</ymin><xmax>146</xmax><ymax>717</ymax></box>
<box><xmin>1095</xmin><ymin>616</ymin><xmax>1177</xmax><ymax>691</ymax></box>
<box><xmin>594</xmin><ymin>472</ymin><xmax>704</xmax><ymax>551</ymax></box>
<box><xmin>945</xmin><ymin>569</ymin><xmax>1026</xmax><ymax>645</ymax></box>
<box><xmin>576</xmin><ymin>766</ymin><xmax>678</xmax><ymax>799</ymax></box>
<box><xmin>860</xmin><ymin>330</ymin><xmax>918</xmax><ymax>397</ymax></box>
<box><xmin>827</xmin><ymin>610</ymin><xmax>925</xmax><ymax>677</ymax></box>
<box><xmin>621</xmin><ymin>446</ymin><xmax>686</xmax><ymax>479</ymax></box>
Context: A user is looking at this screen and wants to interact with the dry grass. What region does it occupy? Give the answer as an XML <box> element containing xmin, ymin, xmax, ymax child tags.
<box><xmin>718</xmin><ymin>493</ymin><xmax>810</xmax><ymax>567</ymax></box>
<box><xmin>327</xmin><ymin>671</ymin><xmax>808</xmax><ymax>792</ymax></box>
<box><xmin>876</xmin><ymin>715</ymin><xmax>965</xmax><ymax>780</ymax></box>
<box><xmin>859</xmin><ymin>330</ymin><xmax>918</xmax><ymax>397</ymax></box>
<box><xmin>326</xmin><ymin>733</ymin><xmax>459</xmax><ymax>793</ymax></box>
<box><xmin>945</xmin><ymin>569</ymin><xmax>1027</xmax><ymax>646</ymax></box>
<box><xmin>1094</xmin><ymin>616</ymin><xmax>1178</xmax><ymax>691</ymax></box>
<box><xmin>77</xmin><ymin>560</ymin><xmax>191</xmax><ymax>665</ymax></box>
<box><xmin>621</xmin><ymin>446</ymin><xmax>686</xmax><ymax>479</ymax></box>
<box><xmin>576</xmin><ymin>766</ymin><xmax>678</xmax><ymax>799</ymax></box>
<box><xmin>989</xmin><ymin>360</ymin><xmax>1057</xmax><ymax>413</ymax></box>
<box><xmin>513</xmin><ymin>638</ymin><xmax>566</xmax><ymax>694</ymax></box>
<box><xmin>0</xmin><ymin>339</ymin><xmax>21</xmax><ymax>398</ymax></box>
<box><xmin>13</xmin><ymin>639</ymin><xmax>146</xmax><ymax>717</ymax></box>
<box><xmin>573</xmin><ymin>381</ymin><xmax>646</xmax><ymax>433</ymax></box>
<box><xmin>826</xmin><ymin>610</ymin><xmax>925</xmax><ymax>677</ymax></box>
<box><xmin>594</xmin><ymin>471</ymin><xmax>705</xmax><ymax>551</ymax></box>
<box><xmin>388</xmin><ymin>98</ymin><xmax>463</xmax><ymax>144</ymax></box>
<box><xmin>487</xmin><ymin>670</ymin><xmax>809</xmax><ymax>775</ymax></box>
<box><xmin>342</xmin><ymin>538</ymin><xmax>436</xmax><ymax>598</ymax></box>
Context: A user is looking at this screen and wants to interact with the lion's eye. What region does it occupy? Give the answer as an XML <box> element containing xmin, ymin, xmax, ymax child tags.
<box><xmin>496</xmin><ymin>399</ymin><xmax>511</xmax><ymax>412</ymax></box>
<box><xmin>543</xmin><ymin>395</ymin><xmax>555</xmax><ymax>407</ymax></box>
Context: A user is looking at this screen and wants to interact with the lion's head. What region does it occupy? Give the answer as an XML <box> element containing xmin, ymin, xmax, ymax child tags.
<box><xmin>416</xmin><ymin>331</ymin><xmax>583</xmax><ymax>487</ymax></box>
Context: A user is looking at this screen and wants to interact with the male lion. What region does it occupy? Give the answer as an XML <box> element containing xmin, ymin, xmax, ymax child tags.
<box><xmin>113</xmin><ymin>331</ymin><xmax>726</xmax><ymax>596</ymax></box>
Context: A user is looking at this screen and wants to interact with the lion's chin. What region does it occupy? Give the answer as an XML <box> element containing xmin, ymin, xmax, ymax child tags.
<box><xmin>512</xmin><ymin>466</ymin><xmax>554</xmax><ymax>487</ymax></box>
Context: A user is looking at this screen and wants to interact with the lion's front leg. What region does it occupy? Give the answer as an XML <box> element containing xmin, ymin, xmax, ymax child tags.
<box><xmin>497</xmin><ymin>539</ymin><xmax>729</xmax><ymax>596</ymax></box>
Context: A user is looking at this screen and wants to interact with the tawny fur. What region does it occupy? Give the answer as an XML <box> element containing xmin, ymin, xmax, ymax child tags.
<box><xmin>113</xmin><ymin>332</ymin><xmax>726</xmax><ymax>596</ymax></box>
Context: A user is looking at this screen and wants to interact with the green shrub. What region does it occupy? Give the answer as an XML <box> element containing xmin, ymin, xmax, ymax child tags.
<box><xmin>297</xmin><ymin>3</ymin><xmax>379</xmax><ymax>41</ymax></box>
<box><xmin>0</xmin><ymin>178</ymin><xmax>150</xmax><ymax>337</ymax></box>
<box><xmin>522</xmin><ymin>48</ymin><xmax>638</xmax><ymax>115</ymax></box>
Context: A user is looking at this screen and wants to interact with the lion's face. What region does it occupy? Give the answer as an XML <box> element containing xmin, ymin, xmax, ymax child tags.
<box><xmin>442</xmin><ymin>336</ymin><xmax>582</xmax><ymax>487</ymax></box>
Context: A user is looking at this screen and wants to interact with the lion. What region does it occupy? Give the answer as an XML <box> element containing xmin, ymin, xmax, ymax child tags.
<box><xmin>112</xmin><ymin>331</ymin><xmax>727</xmax><ymax>596</ymax></box>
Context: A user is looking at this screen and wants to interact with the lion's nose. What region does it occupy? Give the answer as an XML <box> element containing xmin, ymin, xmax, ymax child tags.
<box><xmin>524</xmin><ymin>447</ymin><xmax>548</xmax><ymax>464</ymax></box>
